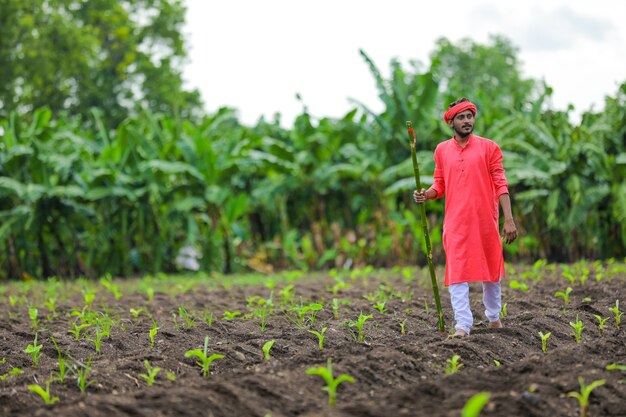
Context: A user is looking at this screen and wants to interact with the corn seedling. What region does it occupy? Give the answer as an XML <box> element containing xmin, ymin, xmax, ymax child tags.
<box><xmin>289</xmin><ymin>302</ymin><xmax>323</xmax><ymax>328</ymax></box>
<box><xmin>149</xmin><ymin>322</ymin><xmax>159</xmax><ymax>348</ymax></box>
<box><xmin>461</xmin><ymin>392</ymin><xmax>490</xmax><ymax>417</ymax></box>
<box><xmin>28</xmin><ymin>381</ymin><xmax>59</xmax><ymax>405</ymax></box>
<box><xmin>222</xmin><ymin>310</ymin><xmax>241</xmax><ymax>321</ymax></box>
<box><xmin>332</xmin><ymin>298</ymin><xmax>340</xmax><ymax>320</ymax></box>
<box><xmin>569</xmin><ymin>315</ymin><xmax>584</xmax><ymax>343</ymax></box>
<box><xmin>166</xmin><ymin>370</ymin><xmax>177</xmax><ymax>381</ymax></box>
<box><xmin>89</xmin><ymin>327</ymin><xmax>106</xmax><ymax>353</ymax></box>
<box><xmin>509</xmin><ymin>280</ymin><xmax>529</xmax><ymax>292</ymax></box>
<box><xmin>201</xmin><ymin>310</ymin><xmax>215</xmax><ymax>328</ymax></box>
<box><xmin>445</xmin><ymin>355</ymin><xmax>464</xmax><ymax>375</ymax></box>
<box><xmin>262</xmin><ymin>339</ymin><xmax>275</xmax><ymax>360</ymax></box>
<box><xmin>308</xmin><ymin>327</ymin><xmax>327</xmax><ymax>350</ymax></box>
<box><xmin>24</xmin><ymin>333</ymin><xmax>43</xmax><ymax>367</ymax></box>
<box><xmin>500</xmin><ymin>303</ymin><xmax>508</xmax><ymax>318</ymax></box>
<box><xmin>68</xmin><ymin>322</ymin><xmax>91</xmax><ymax>340</ymax></box>
<box><xmin>348</xmin><ymin>313</ymin><xmax>373</xmax><ymax>343</ymax></box>
<box><xmin>44</xmin><ymin>297</ymin><xmax>57</xmax><ymax>317</ymax></box>
<box><xmin>139</xmin><ymin>360</ymin><xmax>161</xmax><ymax>386</ymax></box>
<box><xmin>178</xmin><ymin>306</ymin><xmax>196</xmax><ymax>329</ymax></box>
<box><xmin>51</xmin><ymin>337</ymin><xmax>69</xmax><ymax>383</ymax></box>
<box><xmin>0</xmin><ymin>367</ymin><xmax>23</xmax><ymax>381</ymax></box>
<box><xmin>83</xmin><ymin>290</ymin><xmax>96</xmax><ymax>307</ymax></box>
<box><xmin>184</xmin><ymin>336</ymin><xmax>224</xmax><ymax>377</ymax></box>
<box><xmin>75</xmin><ymin>356</ymin><xmax>93</xmax><ymax>394</ymax></box>
<box><xmin>538</xmin><ymin>331</ymin><xmax>551</xmax><ymax>353</ymax></box>
<box><xmin>606</xmin><ymin>363</ymin><xmax>626</xmax><ymax>371</ymax></box>
<box><xmin>555</xmin><ymin>287</ymin><xmax>573</xmax><ymax>306</ymax></box>
<box><xmin>130</xmin><ymin>308</ymin><xmax>143</xmax><ymax>319</ymax></box>
<box><xmin>306</xmin><ymin>358</ymin><xmax>355</xmax><ymax>408</ymax></box>
<box><xmin>593</xmin><ymin>315</ymin><xmax>609</xmax><ymax>336</ymax></box>
<box><xmin>567</xmin><ymin>376</ymin><xmax>605</xmax><ymax>417</ymax></box>
<box><xmin>373</xmin><ymin>301</ymin><xmax>387</xmax><ymax>314</ymax></box>
<box><xmin>100</xmin><ymin>274</ymin><xmax>122</xmax><ymax>300</ymax></box>
<box><xmin>28</xmin><ymin>306</ymin><xmax>39</xmax><ymax>330</ymax></box>
<box><xmin>609</xmin><ymin>300</ymin><xmax>622</xmax><ymax>329</ymax></box>
<box><xmin>399</xmin><ymin>318</ymin><xmax>408</xmax><ymax>336</ymax></box>
<box><xmin>493</xmin><ymin>360</ymin><xmax>501</xmax><ymax>367</ymax></box>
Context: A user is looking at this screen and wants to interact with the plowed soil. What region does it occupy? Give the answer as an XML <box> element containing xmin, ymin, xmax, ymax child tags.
<box><xmin>0</xmin><ymin>263</ymin><xmax>625</xmax><ymax>417</ymax></box>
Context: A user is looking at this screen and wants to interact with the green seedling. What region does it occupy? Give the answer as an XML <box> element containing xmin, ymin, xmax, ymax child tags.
<box><xmin>28</xmin><ymin>381</ymin><xmax>59</xmax><ymax>405</ymax></box>
<box><xmin>201</xmin><ymin>310</ymin><xmax>215</xmax><ymax>328</ymax></box>
<box><xmin>178</xmin><ymin>306</ymin><xmax>196</xmax><ymax>329</ymax></box>
<box><xmin>373</xmin><ymin>301</ymin><xmax>387</xmax><ymax>314</ymax></box>
<box><xmin>83</xmin><ymin>291</ymin><xmax>96</xmax><ymax>307</ymax></box>
<box><xmin>424</xmin><ymin>300</ymin><xmax>430</xmax><ymax>315</ymax></box>
<box><xmin>149</xmin><ymin>322</ymin><xmax>159</xmax><ymax>348</ymax></box>
<box><xmin>348</xmin><ymin>313</ymin><xmax>373</xmax><ymax>343</ymax></box>
<box><xmin>555</xmin><ymin>287</ymin><xmax>573</xmax><ymax>306</ymax></box>
<box><xmin>24</xmin><ymin>333</ymin><xmax>43</xmax><ymax>367</ymax></box>
<box><xmin>399</xmin><ymin>319</ymin><xmax>407</xmax><ymax>336</ymax></box>
<box><xmin>68</xmin><ymin>322</ymin><xmax>91</xmax><ymax>340</ymax></box>
<box><xmin>308</xmin><ymin>327</ymin><xmax>327</xmax><ymax>350</ymax></box>
<box><xmin>509</xmin><ymin>280</ymin><xmax>528</xmax><ymax>292</ymax></box>
<box><xmin>184</xmin><ymin>336</ymin><xmax>224</xmax><ymax>377</ymax></box>
<box><xmin>0</xmin><ymin>367</ymin><xmax>23</xmax><ymax>381</ymax></box>
<box><xmin>28</xmin><ymin>307</ymin><xmax>39</xmax><ymax>330</ymax></box>
<box><xmin>570</xmin><ymin>315</ymin><xmax>584</xmax><ymax>343</ymax></box>
<box><xmin>279</xmin><ymin>284</ymin><xmax>295</xmax><ymax>307</ymax></box>
<box><xmin>166</xmin><ymin>370</ymin><xmax>177</xmax><ymax>381</ymax></box>
<box><xmin>538</xmin><ymin>331</ymin><xmax>551</xmax><ymax>353</ymax></box>
<box><xmin>609</xmin><ymin>300</ymin><xmax>622</xmax><ymax>329</ymax></box>
<box><xmin>222</xmin><ymin>310</ymin><xmax>241</xmax><ymax>321</ymax></box>
<box><xmin>306</xmin><ymin>358</ymin><xmax>355</xmax><ymax>408</ymax></box>
<box><xmin>44</xmin><ymin>297</ymin><xmax>57</xmax><ymax>317</ymax></box>
<box><xmin>445</xmin><ymin>355</ymin><xmax>463</xmax><ymax>375</ymax></box>
<box><xmin>567</xmin><ymin>376</ymin><xmax>605</xmax><ymax>417</ymax></box>
<box><xmin>332</xmin><ymin>298</ymin><xmax>340</xmax><ymax>320</ymax></box>
<box><xmin>139</xmin><ymin>359</ymin><xmax>161</xmax><ymax>386</ymax></box>
<box><xmin>89</xmin><ymin>327</ymin><xmax>106</xmax><ymax>353</ymax></box>
<box><xmin>76</xmin><ymin>356</ymin><xmax>93</xmax><ymax>394</ymax></box>
<box><xmin>289</xmin><ymin>302</ymin><xmax>323</xmax><ymax>328</ymax></box>
<box><xmin>500</xmin><ymin>303</ymin><xmax>508</xmax><ymax>318</ymax></box>
<box><xmin>262</xmin><ymin>339</ymin><xmax>275</xmax><ymax>361</ymax></box>
<box><xmin>606</xmin><ymin>363</ymin><xmax>626</xmax><ymax>371</ymax></box>
<box><xmin>130</xmin><ymin>308</ymin><xmax>143</xmax><ymax>319</ymax></box>
<box><xmin>462</xmin><ymin>392</ymin><xmax>490</xmax><ymax>417</ymax></box>
<box><xmin>100</xmin><ymin>274</ymin><xmax>122</xmax><ymax>299</ymax></box>
<box><xmin>51</xmin><ymin>336</ymin><xmax>68</xmax><ymax>382</ymax></box>
<box><xmin>493</xmin><ymin>360</ymin><xmax>501</xmax><ymax>367</ymax></box>
<box><xmin>593</xmin><ymin>315</ymin><xmax>609</xmax><ymax>336</ymax></box>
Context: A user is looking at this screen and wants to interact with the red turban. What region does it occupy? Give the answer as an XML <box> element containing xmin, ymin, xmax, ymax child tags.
<box><xmin>443</xmin><ymin>101</ymin><xmax>477</xmax><ymax>124</ymax></box>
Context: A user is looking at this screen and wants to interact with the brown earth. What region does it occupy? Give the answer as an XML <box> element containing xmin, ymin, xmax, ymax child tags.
<box><xmin>0</xmin><ymin>263</ymin><xmax>625</xmax><ymax>417</ymax></box>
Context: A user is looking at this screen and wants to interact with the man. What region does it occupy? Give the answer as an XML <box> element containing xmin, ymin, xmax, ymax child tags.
<box><xmin>413</xmin><ymin>98</ymin><xmax>517</xmax><ymax>337</ymax></box>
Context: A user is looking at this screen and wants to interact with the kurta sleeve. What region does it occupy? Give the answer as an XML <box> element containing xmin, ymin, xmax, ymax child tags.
<box><xmin>490</xmin><ymin>144</ymin><xmax>509</xmax><ymax>197</ymax></box>
<box><xmin>431</xmin><ymin>145</ymin><xmax>445</xmax><ymax>199</ymax></box>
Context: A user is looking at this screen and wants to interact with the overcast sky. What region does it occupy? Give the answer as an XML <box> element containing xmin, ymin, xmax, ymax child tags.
<box><xmin>182</xmin><ymin>0</ymin><xmax>626</xmax><ymax>126</ymax></box>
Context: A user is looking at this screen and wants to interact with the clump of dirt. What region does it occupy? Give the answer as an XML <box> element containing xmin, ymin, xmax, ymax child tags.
<box><xmin>0</xmin><ymin>264</ymin><xmax>624</xmax><ymax>417</ymax></box>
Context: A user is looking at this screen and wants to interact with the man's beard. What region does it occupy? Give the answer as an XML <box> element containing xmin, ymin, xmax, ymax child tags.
<box><xmin>454</xmin><ymin>124</ymin><xmax>473</xmax><ymax>138</ymax></box>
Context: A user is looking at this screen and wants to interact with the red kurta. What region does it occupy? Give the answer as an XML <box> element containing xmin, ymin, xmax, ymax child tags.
<box><xmin>430</xmin><ymin>134</ymin><xmax>509</xmax><ymax>286</ymax></box>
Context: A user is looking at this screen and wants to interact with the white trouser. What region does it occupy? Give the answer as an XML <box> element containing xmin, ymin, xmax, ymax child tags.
<box><xmin>448</xmin><ymin>281</ymin><xmax>501</xmax><ymax>334</ymax></box>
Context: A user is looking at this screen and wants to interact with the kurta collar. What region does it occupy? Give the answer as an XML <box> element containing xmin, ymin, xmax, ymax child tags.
<box><xmin>452</xmin><ymin>133</ymin><xmax>474</xmax><ymax>149</ymax></box>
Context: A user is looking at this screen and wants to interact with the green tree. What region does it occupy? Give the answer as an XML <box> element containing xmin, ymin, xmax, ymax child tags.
<box><xmin>0</xmin><ymin>0</ymin><xmax>201</xmax><ymax>125</ymax></box>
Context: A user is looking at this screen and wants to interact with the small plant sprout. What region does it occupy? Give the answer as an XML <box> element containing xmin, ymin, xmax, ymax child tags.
<box><xmin>555</xmin><ymin>287</ymin><xmax>573</xmax><ymax>306</ymax></box>
<box><xmin>178</xmin><ymin>306</ymin><xmax>196</xmax><ymax>329</ymax></box>
<box><xmin>28</xmin><ymin>306</ymin><xmax>39</xmax><ymax>330</ymax></box>
<box><xmin>51</xmin><ymin>336</ymin><xmax>68</xmax><ymax>383</ymax></box>
<box><xmin>493</xmin><ymin>360</ymin><xmax>501</xmax><ymax>367</ymax></box>
<box><xmin>570</xmin><ymin>315</ymin><xmax>584</xmax><ymax>343</ymax></box>
<box><xmin>76</xmin><ymin>356</ymin><xmax>93</xmax><ymax>394</ymax></box>
<box><xmin>89</xmin><ymin>327</ymin><xmax>106</xmax><ymax>353</ymax></box>
<box><xmin>538</xmin><ymin>331</ymin><xmax>551</xmax><ymax>353</ymax></box>
<box><xmin>372</xmin><ymin>301</ymin><xmax>387</xmax><ymax>314</ymax></box>
<box><xmin>130</xmin><ymin>308</ymin><xmax>143</xmax><ymax>319</ymax></box>
<box><xmin>149</xmin><ymin>322</ymin><xmax>159</xmax><ymax>348</ymax></box>
<box><xmin>348</xmin><ymin>313</ymin><xmax>373</xmax><ymax>343</ymax></box>
<box><xmin>308</xmin><ymin>327</ymin><xmax>327</xmax><ymax>350</ymax></box>
<box><xmin>306</xmin><ymin>358</ymin><xmax>355</xmax><ymax>408</ymax></box>
<box><xmin>461</xmin><ymin>392</ymin><xmax>490</xmax><ymax>417</ymax></box>
<box><xmin>24</xmin><ymin>333</ymin><xmax>43</xmax><ymax>367</ymax></box>
<box><xmin>184</xmin><ymin>336</ymin><xmax>224</xmax><ymax>377</ymax></box>
<box><xmin>262</xmin><ymin>339</ymin><xmax>275</xmax><ymax>361</ymax></box>
<box><xmin>500</xmin><ymin>303</ymin><xmax>508</xmax><ymax>318</ymax></box>
<box><xmin>139</xmin><ymin>360</ymin><xmax>161</xmax><ymax>386</ymax></box>
<box><xmin>222</xmin><ymin>310</ymin><xmax>241</xmax><ymax>321</ymax></box>
<box><xmin>445</xmin><ymin>355</ymin><xmax>464</xmax><ymax>375</ymax></box>
<box><xmin>399</xmin><ymin>318</ymin><xmax>408</xmax><ymax>336</ymax></box>
<box><xmin>567</xmin><ymin>376</ymin><xmax>605</xmax><ymax>417</ymax></box>
<box><xmin>68</xmin><ymin>322</ymin><xmax>91</xmax><ymax>340</ymax></box>
<box><xmin>166</xmin><ymin>370</ymin><xmax>177</xmax><ymax>381</ymax></box>
<box><xmin>28</xmin><ymin>381</ymin><xmax>59</xmax><ymax>405</ymax></box>
<box><xmin>609</xmin><ymin>300</ymin><xmax>622</xmax><ymax>330</ymax></box>
<box><xmin>509</xmin><ymin>280</ymin><xmax>529</xmax><ymax>292</ymax></box>
<box><xmin>424</xmin><ymin>300</ymin><xmax>430</xmax><ymax>314</ymax></box>
<box><xmin>332</xmin><ymin>298</ymin><xmax>340</xmax><ymax>320</ymax></box>
<box><xmin>593</xmin><ymin>315</ymin><xmax>609</xmax><ymax>336</ymax></box>
<box><xmin>289</xmin><ymin>302</ymin><xmax>323</xmax><ymax>328</ymax></box>
<box><xmin>201</xmin><ymin>310</ymin><xmax>215</xmax><ymax>328</ymax></box>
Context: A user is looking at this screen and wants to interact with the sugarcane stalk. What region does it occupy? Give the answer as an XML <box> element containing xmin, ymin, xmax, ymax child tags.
<box><xmin>406</xmin><ymin>121</ymin><xmax>445</xmax><ymax>333</ymax></box>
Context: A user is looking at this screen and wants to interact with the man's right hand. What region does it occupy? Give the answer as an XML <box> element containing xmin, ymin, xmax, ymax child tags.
<box><xmin>413</xmin><ymin>188</ymin><xmax>428</xmax><ymax>204</ymax></box>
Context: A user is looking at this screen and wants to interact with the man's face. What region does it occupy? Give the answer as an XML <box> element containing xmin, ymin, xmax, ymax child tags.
<box><xmin>449</xmin><ymin>110</ymin><xmax>474</xmax><ymax>138</ymax></box>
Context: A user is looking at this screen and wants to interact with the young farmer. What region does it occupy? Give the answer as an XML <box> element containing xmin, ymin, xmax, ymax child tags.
<box><xmin>413</xmin><ymin>98</ymin><xmax>517</xmax><ymax>337</ymax></box>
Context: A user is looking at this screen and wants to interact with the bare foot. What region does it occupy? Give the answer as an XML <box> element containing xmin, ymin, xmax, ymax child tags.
<box><xmin>489</xmin><ymin>319</ymin><xmax>504</xmax><ymax>329</ymax></box>
<box><xmin>448</xmin><ymin>329</ymin><xmax>468</xmax><ymax>339</ymax></box>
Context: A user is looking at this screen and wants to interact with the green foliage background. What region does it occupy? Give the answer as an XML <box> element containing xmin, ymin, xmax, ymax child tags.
<box><xmin>0</xmin><ymin>2</ymin><xmax>624</xmax><ymax>279</ymax></box>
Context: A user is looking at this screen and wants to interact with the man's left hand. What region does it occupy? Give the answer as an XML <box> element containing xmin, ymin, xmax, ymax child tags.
<box><xmin>502</xmin><ymin>219</ymin><xmax>517</xmax><ymax>244</ymax></box>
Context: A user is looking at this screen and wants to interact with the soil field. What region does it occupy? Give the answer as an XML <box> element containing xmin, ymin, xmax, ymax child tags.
<box><xmin>0</xmin><ymin>262</ymin><xmax>625</xmax><ymax>417</ymax></box>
